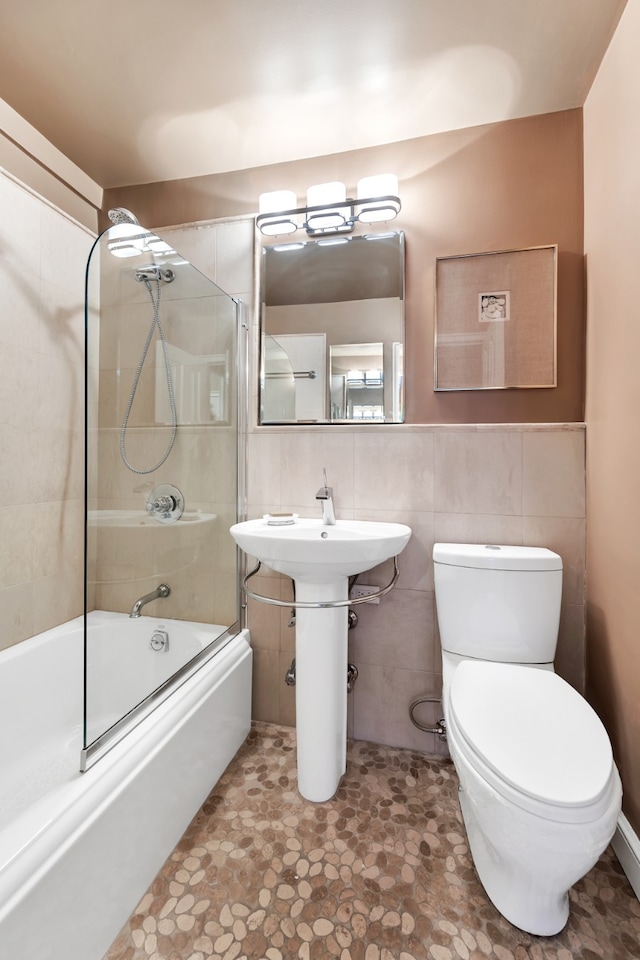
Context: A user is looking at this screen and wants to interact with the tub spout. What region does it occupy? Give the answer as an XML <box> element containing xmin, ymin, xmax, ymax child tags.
<box><xmin>129</xmin><ymin>583</ymin><xmax>170</xmax><ymax>618</ymax></box>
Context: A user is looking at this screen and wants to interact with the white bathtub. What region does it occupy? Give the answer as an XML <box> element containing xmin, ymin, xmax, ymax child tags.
<box><xmin>84</xmin><ymin>610</ymin><xmax>239</xmax><ymax>746</ymax></box>
<box><xmin>0</xmin><ymin>612</ymin><xmax>252</xmax><ymax>960</ymax></box>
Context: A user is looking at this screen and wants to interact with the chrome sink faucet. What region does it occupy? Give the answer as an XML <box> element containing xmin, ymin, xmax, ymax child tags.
<box><xmin>315</xmin><ymin>468</ymin><xmax>336</xmax><ymax>525</ymax></box>
<box><xmin>129</xmin><ymin>583</ymin><xmax>170</xmax><ymax>618</ymax></box>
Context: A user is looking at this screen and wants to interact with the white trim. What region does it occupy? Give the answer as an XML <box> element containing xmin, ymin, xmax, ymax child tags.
<box><xmin>154</xmin><ymin>213</ymin><xmax>256</xmax><ymax>232</ymax></box>
<box><xmin>0</xmin><ymin>164</ymin><xmax>97</xmax><ymax>238</ymax></box>
<box><xmin>0</xmin><ymin>98</ymin><xmax>102</xmax><ymax>208</ymax></box>
<box><xmin>611</xmin><ymin>813</ymin><xmax>640</xmax><ymax>901</ymax></box>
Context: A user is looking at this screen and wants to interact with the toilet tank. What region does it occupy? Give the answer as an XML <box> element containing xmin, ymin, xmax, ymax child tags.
<box><xmin>433</xmin><ymin>543</ymin><xmax>563</xmax><ymax>664</ymax></box>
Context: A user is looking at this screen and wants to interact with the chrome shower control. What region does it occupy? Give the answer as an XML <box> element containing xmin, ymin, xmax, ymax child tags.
<box><xmin>146</xmin><ymin>484</ymin><xmax>184</xmax><ymax>524</ymax></box>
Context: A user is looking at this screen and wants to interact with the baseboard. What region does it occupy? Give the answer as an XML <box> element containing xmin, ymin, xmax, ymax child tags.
<box><xmin>611</xmin><ymin>813</ymin><xmax>640</xmax><ymax>901</ymax></box>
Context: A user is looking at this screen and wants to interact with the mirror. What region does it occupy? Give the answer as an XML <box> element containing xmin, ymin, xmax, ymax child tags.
<box><xmin>259</xmin><ymin>231</ymin><xmax>405</xmax><ymax>423</ymax></box>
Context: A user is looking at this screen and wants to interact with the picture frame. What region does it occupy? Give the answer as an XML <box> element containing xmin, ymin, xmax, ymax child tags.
<box><xmin>434</xmin><ymin>245</ymin><xmax>557</xmax><ymax>391</ymax></box>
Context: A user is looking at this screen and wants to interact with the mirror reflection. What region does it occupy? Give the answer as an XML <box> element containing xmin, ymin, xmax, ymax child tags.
<box><xmin>259</xmin><ymin>231</ymin><xmax>405</xmax><ymax>423</ymax></box>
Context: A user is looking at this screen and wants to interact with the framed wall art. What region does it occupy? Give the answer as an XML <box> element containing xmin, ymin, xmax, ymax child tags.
<box><xmin>434</xmin><ymin>245</ymin><xmax>557</xmax><ymax>391</ymax></box>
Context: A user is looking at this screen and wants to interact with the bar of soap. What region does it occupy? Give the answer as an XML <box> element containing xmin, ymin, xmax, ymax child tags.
<box><xmin>263</xmin><ymin>513</ymin><xmax>298</xmax><ymax>525</ymax></box>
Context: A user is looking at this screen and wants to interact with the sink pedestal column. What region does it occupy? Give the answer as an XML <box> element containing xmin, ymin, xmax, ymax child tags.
<box><xmin>295</xmin><ymin>579</ymin><xmax>348</xmax><ymax>803</ymax></box>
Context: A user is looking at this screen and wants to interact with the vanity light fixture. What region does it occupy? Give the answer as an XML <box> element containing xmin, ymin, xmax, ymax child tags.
<box><xmin>347</xmin><ymin>368</ymin><xmax>383</xmax><ymax>386</ymax></box>
<box><xmin>257</xmin><ymin>174</ymin><xmax>400</xmax><ymax>237</ymax></box>
<box><xmin>107</xmin><ymin>223</ymin><xmax>149</xmax><ymax>258</ymax></box>
<box><xmin>316</xmin><ymin>236</ymin><xmax>351</xmax><ymax>247</ymax></box>
<box><xmin>107</xmin><ymin>223</ymin><xmax>177</xmax><ymax>259</ymax></box>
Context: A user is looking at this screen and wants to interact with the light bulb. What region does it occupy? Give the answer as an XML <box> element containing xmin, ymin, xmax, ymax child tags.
<box><xmin>356</xmin><ymin>174</ymin><xmax>400</xmax><ymax>223</ymax></box>
<box><xmin>306</xmin><ymin>181</ymin><xmax>347</xmax><ymax>230</ymax></box>
<box><xmin>257</xmin><ymin>190</ymin><xmax>299</xmax><ymax>236</ymax></box>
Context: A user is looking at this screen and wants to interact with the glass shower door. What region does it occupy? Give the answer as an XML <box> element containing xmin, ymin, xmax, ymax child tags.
<box><xmin>82</xmin><ymin>223</ymin><xmax>241</xmax><ymax>768</ymax></box>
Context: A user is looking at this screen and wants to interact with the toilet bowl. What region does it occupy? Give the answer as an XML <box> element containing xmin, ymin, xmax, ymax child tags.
<box><xmin>433</xmin><ymin>542</ymin><xmax>623</xmax><ymax>936</ymax></box>
<box><xmin>447</xmin><ymin>660</ymin><xmax>622</xmax><ymax>935</ymax></box>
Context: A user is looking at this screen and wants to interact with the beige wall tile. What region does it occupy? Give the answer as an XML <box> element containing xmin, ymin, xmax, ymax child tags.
<box><xmin>34</xmin><ymin>499</ymin><xmax>84</xmax><ymax>579</ymax></box>
<box><xmin>280</xmin><ymin>432</ymin><xmax>355</xmax><ymax>514</ymax></box>
<box><xmin>96</xmin><ymin>579</ymin><xmax>143</xmax><ymax>615</ymax></box>
<box><xmin>247</xmin><ymin>575</ymin><xmax>283</xmax><ymax>651</ymax></box>
<box><xmin>434</xmin><ymin>430</ymin><xmax>523</xmax><ymax>515</ymax></box>
<box><xmin>1</xmin><ymin>505</ymin><xmax>36</xmax><ymax>587</ymax></box>
<box><xmin>164</xmin><ymin>427</ymin><xmax>237</xmax><ymax>505</ymax></box>
<box><xmin>434</xmin><ymin>511</ymin><xmax>524</xmax><ymax>546</ymax></box>
<box><xmin>0</xmin><ymin>258</ymin><xmax>41</xmax><ymax>354</ymax></box>
<box><xmin>38</xmin><ymin>279</ymin><xmax>85</xmax><ymax>365</ymax></box>
<box><xmin>352</xmin><ymin>662</ymin><xmax>442</xmax><ymax>752</ymax></box>
<box><xmin>177</xmin><ymin>564</ymin><xmax>213</xmax><ymax>619</ymax></box>
<box><xmin>2</xmin><ymin>423</ymin><xmax>40</xmax><ymax>506</ymax></box>
<box><xmin>247</xmin><ymin>432</ymin><xmax>282</xmax><ymax>505</ymax></box>
<box><xmin>215</xmin><ymin>220</ymin><xmax>255</xmax><ymax>294</ymax></box>
<box><xmin>522</xmin><ymin>515</ymin><xmax>586</xmax><ymax>605</ymax></box>
<box><xmin>99</xmin><ymin>301</ymin><xmax>159</xmax><ymax>371</ymax></box>
<box><xmin>0</xmin><ymin>581</ymin><xmax>36</xmax><ymax>650</ymax></box>
<box><xmin>523</xmin><ymin>431</ymin><xmax>585</xmax><ymax>518</ymax></box>
<box><xmin>36</xmin><ymin>352</ymin><xmax>84</xmax><ymax>433</ymax></box>
<box><xmin>0</xmin><ymin>339</ymin><xmax>39</xmax><ymax>428</ymax></box>
<box><xmin>32</xmin><ymin>567</ymin><xmax>84</xmax><ymax>636</ymax></box>
<box><xmin>155</xmin><ymin>226</ymin><xmax>216</xmax><ymax>279</ymax></box>
<box><xmin>34</xmin><ymin>427</ymin><xmax>84</xmax><ymax>503</ymax></box>
<box><xmin>0</xmin><ymin>171</ymin><xmax>42</xmax><ymax>276</ymax></box>
<box><xmin>353</xmin><ymin>508</ymin><xmax>435</xmax><ymax>592</ymax></box>
<box><xmin>40</xmin><ymin>202</ymin><xmax>93</xmax><ymax>297</ymax></box>
<box><xmin>354</xmin><ymin>432</ymin><xmax>434</xmax><ymax>512</ymax></box>
<box><xmin>351</xmin><ymin>588</ymin><xmax>434</xmax><ymax>673</ymax></box>
<box><xmin>251</xmin><ymin>648</ymin><xmax>282</xmax><ymax>724</ymax></box>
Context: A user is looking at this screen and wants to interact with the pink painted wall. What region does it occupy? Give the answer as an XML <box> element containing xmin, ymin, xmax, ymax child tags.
<box><xmin>105</xmin><ymin>109</ymin><xmax>585</xmax><ymax>425</ymax></box>
<box><xmin>584</xmin><ymin>0</ymin><xmax>640</xmax><ymax>836</ymax></box>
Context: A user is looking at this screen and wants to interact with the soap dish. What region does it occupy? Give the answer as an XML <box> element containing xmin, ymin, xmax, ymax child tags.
<box><xmin>263</xmin><ymin>513</ymin><xmax>298</xmax><ymax>526</ymax></box>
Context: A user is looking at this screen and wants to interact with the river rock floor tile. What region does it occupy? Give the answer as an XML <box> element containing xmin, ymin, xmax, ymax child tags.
<box><xmin>104</xmin><ymin>722</ymin><xmax>639</xmax><ymax>960</ymax></box>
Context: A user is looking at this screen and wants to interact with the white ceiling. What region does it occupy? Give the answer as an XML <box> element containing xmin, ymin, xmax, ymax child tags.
<box><xmin>0</xmin><ymin>0</ymin><xmax>627</xmax><ymax>189</ymax></box>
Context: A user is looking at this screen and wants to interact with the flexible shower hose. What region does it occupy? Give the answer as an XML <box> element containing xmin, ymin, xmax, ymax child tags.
<box><xmin>119</xmin><ymin>277</ymin><xmax>178</xmax><ymax>474</ymax></box>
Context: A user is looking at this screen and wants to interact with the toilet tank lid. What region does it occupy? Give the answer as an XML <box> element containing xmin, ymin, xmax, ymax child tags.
<box><xmin>433</xmin><ymin>542</ymin><xmax>562</xmax><ymax>571</ymax></box>
<box><xmin>450</xmin><ymin>661</ymin><xmax>615</xmax><ymax>808</ymax></box>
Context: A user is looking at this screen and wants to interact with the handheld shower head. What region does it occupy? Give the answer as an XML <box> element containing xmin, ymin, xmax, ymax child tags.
<box><xmin>107</xmin><ymin>207</ymin><xmax>139</xmax><ymax>226</ymax></box>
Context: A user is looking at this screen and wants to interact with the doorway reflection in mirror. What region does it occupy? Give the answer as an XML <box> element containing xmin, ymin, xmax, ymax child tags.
<box><xmin>259</xmin><ymin>232</ymin><xmax>405</xmax><ymax>424</ymax></box>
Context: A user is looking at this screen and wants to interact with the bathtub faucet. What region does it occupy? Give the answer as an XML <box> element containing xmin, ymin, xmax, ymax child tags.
<box><xmin>129</xmin><ymin>583</ymin><xmax>170</xmax><ymax>618</ymax></box>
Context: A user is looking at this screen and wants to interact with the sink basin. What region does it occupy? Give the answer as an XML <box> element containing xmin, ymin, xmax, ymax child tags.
<box><xmin>230</xmin><ymin>517</ymin><xmax>411</xmax><ymax>581</ymax></box>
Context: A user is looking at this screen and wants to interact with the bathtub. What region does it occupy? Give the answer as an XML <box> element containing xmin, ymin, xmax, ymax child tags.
<box><xmin>84</xmin><ymin>610</ymin><xmax>240</xmax><ymax>747</ymax></box>
<box><xmin>0</xmin><ymin>612</ymin><xmax>252</xmax><ymax>960</ymax></box>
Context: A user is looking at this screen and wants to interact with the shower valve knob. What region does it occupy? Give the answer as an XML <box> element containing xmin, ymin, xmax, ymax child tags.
<box><xmin>145</xmin><ymin>484</ymin><xmax>185</xmax><ymax>524</ymax></box>
<box><xmin>148</xmin><ymin>495</ymin><xmax>176</xmax><ymax>512</ymax></box>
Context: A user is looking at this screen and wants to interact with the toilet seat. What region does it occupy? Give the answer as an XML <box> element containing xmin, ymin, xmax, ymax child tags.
<box><xmin>449</xmin><ymin>660</ymin><xmax>617</xmax><ymax>823</ymax></box>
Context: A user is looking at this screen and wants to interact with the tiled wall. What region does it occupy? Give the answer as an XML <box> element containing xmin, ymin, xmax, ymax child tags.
<box><xmin>89</xmin><ymin>218</ymin><xmax>255</xmax><ymax>626</ymax></box>
<box><xmin>246</xmin><ymin>424</ymin><xmax>586</xmax><ymax>755</ymax></box>
<box><xmin>0</xmin><ymin>169</ymin><xmax>95</xmax><ymax>650</ymax></box>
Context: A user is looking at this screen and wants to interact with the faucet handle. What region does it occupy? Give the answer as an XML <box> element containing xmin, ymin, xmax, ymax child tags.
<box><xmin>322</xmin><ymin>467</ymin><xmax>329</xmax><ymax>487</ymax></box>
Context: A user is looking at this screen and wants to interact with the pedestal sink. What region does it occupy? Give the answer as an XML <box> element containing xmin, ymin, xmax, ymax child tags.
<box><xmin>230</xmin><ymin>517</ymin><xmax>411</xmax><ymax>802</ymax></box>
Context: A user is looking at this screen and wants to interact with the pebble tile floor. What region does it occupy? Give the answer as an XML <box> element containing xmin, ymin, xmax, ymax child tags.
<box><xmin>105</xmin><ymin>723</ymin><xmax>640</xmax><ymax>960</ymax></box>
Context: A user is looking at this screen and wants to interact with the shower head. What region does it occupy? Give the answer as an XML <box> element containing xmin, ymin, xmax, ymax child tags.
<box><xmin>107</xmin><ymin>207</ymin><xmax>140</xmax><ymax>226</ymax></box>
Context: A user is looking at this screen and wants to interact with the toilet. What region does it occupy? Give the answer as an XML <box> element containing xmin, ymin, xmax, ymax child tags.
<box><xmin>433</xmin><ymin>542</ymin><xmax>622</xmax><ymax>936</ymax></box>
